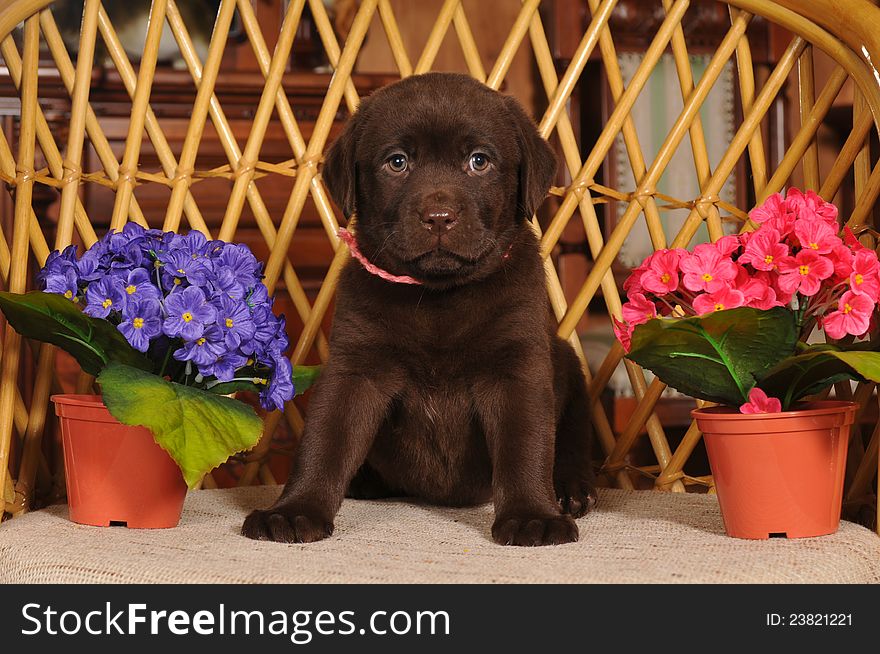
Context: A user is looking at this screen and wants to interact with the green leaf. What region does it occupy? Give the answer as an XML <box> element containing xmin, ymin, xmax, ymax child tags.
<box><xmin>626</xmin><ymin>307</ymin><xmax>798</xmax><ymax>405</ymax></box>
<box><xmin>97</xmin><ymin>362</ymin><xmax>264</xmax><ymax>488</ymax></box>
<box><xmin>757</xmin><ymin>348</ymin><xmax>880</xmax><ymax>409</ymax></box>
<box><xmin>0</xmin><ymin>291</ymin><xmax>152</xmax><ymax>376</ymax></box>
<box><xmin>207</xmin><ymin>364</ymin><xmax>322</xmax><ymax>398</ymax></box>
<box><xmin>292</xmin><ymin>365</ymin><xmax>322</xmax><ymax>395</ymax></box>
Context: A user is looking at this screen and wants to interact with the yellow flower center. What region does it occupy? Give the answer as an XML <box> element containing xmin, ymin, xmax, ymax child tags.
<box><xmin>63</xmin><ymin>290</ymin><xmax>73</xmax><ymax>299</ymax></box>
<box><xmin>714</xmin><ymin>303</ymin><xmax>725</xmax><ymax>312</ymax></box>
<box><xmin>133</xmin><ymin>317</ymin><xmax>144</xmax><ymax>329</ymax></box>
<box><xmin>799</xmin><ymin>265</ymin><xmax>810</xmax><ymax>276</ymax></box>
<box><xmin>177</xmin><ymin>268</ymin><xmax>185</xmax><ymax>274</ymax></box>
<box><xmin>182</xmin><ymin>312</ymin><xmax>193</xmax><ymax>323</ymax></box>
<box><xmin>72</xmin><ymin>297</ymin><xmax>79</xmax><ymax>304</ymax></box>
<box><xmin>174</xmin><ymin>278</ymin><xmax>182</xmax><ymax>286</ymax></box>
<box><xmin>764</xmin><ymin>254</ymin><xmax>774</xmax><ymax>264</ymax></box>
<box><xmin>125</xmin><ymin>284</ymin><xmax>137</xmax><ymax>295</ymax></box>
<box><xmin>196</xmin><ymin>337</ymin><xmax>206</xmax><ymax>346</ymax></box>
<box><xmin>154</xmin><ymin>260</ymin><xmax>162</xmax><ymax>269</ymax></box>
<box><xmin>102</xmin><ymin>298</ymin><xmax>112</xmax><ymax>309</ymax></box>
<box><xmin>855</xmin><ymin>273</ymin><xmax>864</xmax><ymax>285</ymax></box>
<box><xmin>253</xmin><ymin>377</ymin><xmax>268</xmax><ymax>385</ymax></box>
<box><xmin>246</xmin><ymin>358</ymin><xmax>254</xmax><ymax>366</ymax></box>
<box><xmin>225</xmin><ymin>318</ymin><xmax>234</xmax><ymax>328</ymax></box>
<box><xmin>809</xmin><ymin>242</ymin><xmax>819</xmax><ymax>250</ymax></box>
<box><xmin>843</xmin><ymin>303</ymin><xmax>853</xmax><ymax>315</ymax></box>
<box><xmin>701</xmin><ymin>273</ymin><xmax>713</xmax><ymax>282</ymax></box>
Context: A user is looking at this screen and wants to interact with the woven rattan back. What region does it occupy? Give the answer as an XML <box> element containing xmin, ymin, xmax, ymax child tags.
<box><xmin>0</xmin><ymin>0</ymin><xmax>878</xmax><ymax>528</ymax></box>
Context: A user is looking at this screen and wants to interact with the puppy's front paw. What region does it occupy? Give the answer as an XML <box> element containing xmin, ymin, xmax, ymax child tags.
<box><xmin>491</xmin><ymin>512</ymin><xmax>578</xmax><ymax>546</ymax></box>
<box><xmin>241</xmin><ymin>505</ymin><xmax>334</xmax><ymax>544</ymax></box>
<box><xmin>555</xmin><ymin>478</ymin><xmax>598</xmax><ymax>518</ymax></box>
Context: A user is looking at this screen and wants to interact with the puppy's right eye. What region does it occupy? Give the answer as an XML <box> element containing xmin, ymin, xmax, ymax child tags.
<box><xmin>386</xmin><ymin>154</ymin><xmax>408</xmax><ymax>173</ymax></box>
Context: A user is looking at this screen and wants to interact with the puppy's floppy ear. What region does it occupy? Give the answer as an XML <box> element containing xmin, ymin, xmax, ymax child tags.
<box><xmin>502</xmin><ymin>95</ymin><xmax>557</xmax><ymax>219</ymax></box>
<box><xmin>322</xmin><ymin>106</ymin><xmax>364</xmax><ymax>218</ymax></box>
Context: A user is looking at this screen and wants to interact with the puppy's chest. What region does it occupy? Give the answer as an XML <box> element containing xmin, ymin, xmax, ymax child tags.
<box><xmin>401</xmin><ymin>375</ymin><xmax>474</xmax><ymax>429</ymax></box>
<box><xmin>372</xmin><ymin>380</ymin><xmax>489</xmax><ymax>503</ymax></box>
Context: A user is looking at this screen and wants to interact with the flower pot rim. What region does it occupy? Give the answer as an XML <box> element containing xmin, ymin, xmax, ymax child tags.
<box><xmin>692</xmin><ymin>399</ymin><xmax>858</xmax><ymax>421</ymax></box>
<box><xmin>51</xmin><ymin>393</ymin><xmax>104</xmax><ymax>408</ymax></box>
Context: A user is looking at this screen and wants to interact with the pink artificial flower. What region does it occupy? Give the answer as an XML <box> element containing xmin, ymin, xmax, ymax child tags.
<box><xmin>613</xmin><ymin>316</ymin><xmax>633</xmax><ymax>352</ymax></box>
<box><xmin>692</xmin><ymin>286</ymin><xmax>745</xmax><ymax>315</ymax></box>
<box><xmin>740</xmin><ymin>275</ymin><xmax>780</xmax><ymax>310</ymax></box>
<box><xmin>823</xmin><ymin>290</ymin><xmax>875</xmax><ymax>339</ymax></box>
<box><xmin>828</xmin><ymin>242</ymin><xmax>855</xmax><ymax>282</ymax></box>
<box><xmin>640</xmin><ymin>249</ymin><xmax>681</xmax><ymax>295</ymax></box>
<box><xmin>679</xmin><ymin>243</ymin><xmax>738</xmax><ymax>293</ymax></box>
<box><xmin>769</xmin><ymin>276</ymin><xmax>794</xmax><ymax>307</ymax></box>
<box><xmin>738</xmin><ymin>227</ymin><xmax>788</xmax><ymax>271</ymax></box>
<box><xmin>740</xmin><ymin>387</ymin><xmax>782</xmax><ymax>414</ymax></box>
<box><xmin>850</xmin><ymin>249</ymin><xmax>880</xmax><ymax>299</ymax></box>
<box><xmin>749</xmin><ymin>193</ymin><xmax>785</xmax><ymax>224</ymax></box>
<box><xmin>623</xmin><ymin>261</ymin><xmax>648</xmax><ymax>295</ymax></box>
<box><xmin>776</xmin><ymin>249</ymin><xmax>834</xmax><ymax>296</ymax></box>
<box><xmin>714</xmin><ymin>234</ymin><xmax>742</xmax><ymax>257</ymax></box>
<box><xmin>843</xmin><ymin>226</ymin><xmax>869</xmax><ymax>253</ymax></box>
<box><xmin>793</xmin><ymin>217</ymin><xmax>840</xmax><ymax>254</ymax></box>
<box><xmin>621</xmin><ymin>293</ymin><xmax>657</xmax><ymax>326</ymax></box>
<box><xmin>749</xmin><ymin>193</ymin><xmax>796</xmax><ymax>237</ymax></box>
<box><xmin>785</xmin><ymin>187</ymin><xmax>839</xmax><ymax>225</ymax></box>
<box><xmin>734</xmin><ymin>263</ymin><xmax>750</xmax><ymax>287</ymax></box>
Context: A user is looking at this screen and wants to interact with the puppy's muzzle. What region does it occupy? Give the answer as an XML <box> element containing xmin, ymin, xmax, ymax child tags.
<box><xmin>420</xmin><ymin>207</ymin><xmax>459</xmax><ymax>233</ymax></box>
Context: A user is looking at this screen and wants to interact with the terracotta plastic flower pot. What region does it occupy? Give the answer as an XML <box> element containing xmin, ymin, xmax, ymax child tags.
<box><xmin>692</xmin><ymin>400</ymin><xmax>856</xmax><ymax>539</ymax></box>
<box><xmin>52</xmin><ymin>394</ymin><xmax>187</xmax><ymax>528</ymax></box>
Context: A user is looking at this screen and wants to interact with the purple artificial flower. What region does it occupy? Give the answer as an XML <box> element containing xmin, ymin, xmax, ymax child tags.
<box><xmin>245</xmin><ymin>283</ymin><xmax>270</xmax><ymax>309</ymax></box>
<box><xmin>84</xmin><ymin>276</ymin><xmax>126</xmax><ymax>318</ymax></box>
<box><xmin>173</xmin><ymin>325</ymin><xmax>225</xmax><ymax>369</ymax></box>
<box><xmin>118</xmin><ymin>268</ymin><xmax>162</xmax><ymax>308</ymax></box>
<box><xmin>108</xmin><ymin>222</ymin><xmax>149</xmax><ymax>269</ymax></box>
<box><xmin>75</xmin><ymin>241</ymin><xmax>111</xmax><ymax>282</ymax></box>
<box><xmin>163</xmin><ymin>285</ymin><xmax>217</xmax><ymax>340</ymax></box>
<box><xmin>37</xmin><ymin>244</ymin><xmax>77</xmax><ymax>288</ymax></box>
<box><xmin>212</xmin><ymin>266</ymin><xmax>245</xmax><ymax>300</ymax></box>
<box><xmin>159</xmin><ymin>248</ymin><xmax>209</xmax><ymax>290</ymax></box>
<box><xmin>44</xmin><ymin>267</ymin><xmax>80</xmax><ymax>303</ymax></box>
<box><xmin>169</xmin><ymin>230</ymin><xmax>213</xmax><ymax>258</ymax></box>
<box><xmin>202</xmin><ymin>350</ymin><xmax>248</xmax><ymax>382</ymax></box>
<box><xmin>242</xmin><ymin>305</ymin><xmax>289</xmax><ymax>361</ymax></box>
<box><xmin>213</xmin><ymin>294</ymin><xmax>256</xmax><ymax>349</ymax></box>
<box><xmin>259</xmin><ymin>352</ymin><xmax>294</xmax><ymax>411</ymax></box>
<box><xmin>117</xmin><ymin>299</ymin><xmax>162</xmax><ymax>352</ymax></box>
<box><xmin>37</xmin><ymin>245</ymin><xmax>76</xmax><ymax>285</ymax></box>
<box><xmin>218</xmin><ymin>243</ymin><xmax>260</xmax><ymax>286</ymax></box>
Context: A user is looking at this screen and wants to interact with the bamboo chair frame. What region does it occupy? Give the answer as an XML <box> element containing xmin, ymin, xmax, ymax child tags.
<box><xmin>0</xmin><ymin>0</ymin><xmax>877</xmax><ymax>533</ymax></box>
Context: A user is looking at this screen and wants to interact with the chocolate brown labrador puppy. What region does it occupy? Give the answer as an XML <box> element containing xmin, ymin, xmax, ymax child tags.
<box><xmin>242</xmin><ymin>73</ymin><xmax>596</xmax><ymax>546</ymax></box>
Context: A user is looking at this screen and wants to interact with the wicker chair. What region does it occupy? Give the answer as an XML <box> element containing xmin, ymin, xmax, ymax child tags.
<box><xmin>0</xmin><ymin>0</ymin><xmax>878</xmax><ymax>556</ymax></box>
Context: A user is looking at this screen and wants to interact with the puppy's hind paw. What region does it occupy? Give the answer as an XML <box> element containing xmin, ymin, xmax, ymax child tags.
<box><xmin>241</xmin><ymin>506</ymin><xmax>334</xmax><ymax>544</ymax></box>
<box><xmin>555</xmin><ymin>479</ymin><xmax>598</xmax><ymax>518</ymax></box>
<box><xmin>491</xmin><ymin>513</ymin><xmax>578</xmax><ymax>546</ymax></box>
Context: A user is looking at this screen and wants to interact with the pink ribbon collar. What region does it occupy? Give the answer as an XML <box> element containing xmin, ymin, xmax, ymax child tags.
<box><xmin>338</xmin><ymin>228</ymin><xmax>422</xmax><ymax>285</ymax></box>
<box><xmin>337</xmin><ymin>227</ymin><xmax>513</xmax><ymax>286</ymax></box>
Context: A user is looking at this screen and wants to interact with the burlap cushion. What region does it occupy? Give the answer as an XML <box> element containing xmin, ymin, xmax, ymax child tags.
<box><xmin>1</xmin><ymin>486</ymin><xmax>878</xmax><ymax>583</ymax></box>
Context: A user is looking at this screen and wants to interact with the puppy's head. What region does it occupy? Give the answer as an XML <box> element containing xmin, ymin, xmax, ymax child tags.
<box><xmin>323</xmin><ymin>73</ymin><xmax>556</xmax><ymax>288</ymax></box>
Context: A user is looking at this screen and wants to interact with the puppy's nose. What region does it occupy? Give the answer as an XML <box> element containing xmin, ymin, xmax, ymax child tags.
<box><xmin>420</xmin><ymin>208</ymin><xmax>458</xmax><ymax>233</ymax></box>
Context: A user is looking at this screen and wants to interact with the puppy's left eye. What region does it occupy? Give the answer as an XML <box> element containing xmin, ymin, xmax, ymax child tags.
<box><xmin>469</xmin><ymin>153</ymin><xmax>490</xmax><ymax>172</ymax></box>
<box><xmin>386</xmin><ymin>153</ymin><xmax>409</xmax><ymax>173</ymax></box>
